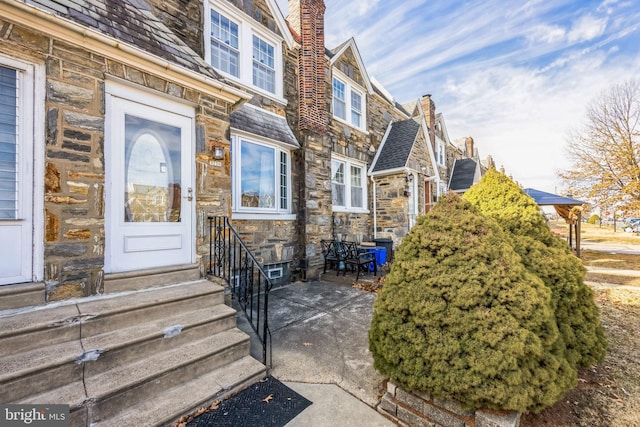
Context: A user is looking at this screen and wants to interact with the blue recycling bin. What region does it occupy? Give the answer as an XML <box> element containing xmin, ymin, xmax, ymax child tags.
<box><xmin>373</xmin><ymin>246</ymin><xmax>387</xmax><ymax>266</ymax></box>
<box><xmin>361</xmin><ymin>246</ymin><xmax>386</xmax><ymax>271</ymax></box>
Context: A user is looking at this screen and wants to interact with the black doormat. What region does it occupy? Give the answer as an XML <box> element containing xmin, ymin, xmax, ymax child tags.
<box><xmin>187</xmin><ymin>376</ymin><xmax>312</xmax><ymax>427</ymax></box>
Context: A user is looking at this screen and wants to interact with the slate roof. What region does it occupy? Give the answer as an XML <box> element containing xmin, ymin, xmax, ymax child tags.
<box><xmin>524</xmin><ymin>188</ymin><xmax>584</xmax><ymax>206</ymax></box>
<box><xmin>449</xmin><ymin>158</ymin><xmax>478</xmax><ymax>191</ymax></box>
<box><xmin>26</xmin><ymin>0</ymin><xmax>220</xmax><ymax>79</ymax></box>
<box><xmin>230</xmin><ymin>104</ymin><xmax>300</xmax><ymax>148</ymax></box>
<box><xmin>371</xmin><ymin>119</ymin><xmax>420</xmax><ymax>173</ymax></box>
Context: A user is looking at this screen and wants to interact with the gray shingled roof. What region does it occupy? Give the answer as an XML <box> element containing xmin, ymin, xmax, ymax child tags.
<box><xmin>371</xmin><ymin>119</ymin><xmax>420</xmax><ymax>173</ymax></box>
<box><xmin>26</xmin><ymin>0</ymin><xmax>220</xmax><ymax>79</ymax></box>
<box><xmin>230</xmin><ymin>104</ymin><xmax>299</xmax><ymax>148</ymax></box>
<box><xmin>449</xmin><ymin>158</ymin><xmax>478</xmax><ymax>191</ymax></box>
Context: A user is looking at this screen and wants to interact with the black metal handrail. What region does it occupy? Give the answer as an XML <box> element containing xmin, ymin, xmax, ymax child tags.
<box><xmin>207</xmin><ymin>216</ymin><xmax>272</xmax><ymax>367</ymax></box>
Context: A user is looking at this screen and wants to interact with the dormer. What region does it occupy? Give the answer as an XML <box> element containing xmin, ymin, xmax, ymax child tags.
<box><xmin>204</xmin><ymin>0</ymin><xmax>293</xmax><ymax>102</ymax></box>
<box><xmin>329</xmin><ymin>38</ymin><xmax>374</xmax><ymax>132</ymax></box>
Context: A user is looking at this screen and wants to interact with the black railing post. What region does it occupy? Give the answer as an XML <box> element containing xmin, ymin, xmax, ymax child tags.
<box><xmin>207</xmin><ymin>215</ymin><xmax>272</xmax><ymax>367</ymax></box>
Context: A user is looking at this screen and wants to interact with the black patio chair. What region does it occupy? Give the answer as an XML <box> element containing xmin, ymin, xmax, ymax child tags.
<box><xmin>321</xmin><ymin>240</ymin><xmax>345</xmax><ymax>275</ymax></box>
<box><xmin>343</xmin><ymin>241</ymin><xmax>377</xmax><ymax>280</ymax></box>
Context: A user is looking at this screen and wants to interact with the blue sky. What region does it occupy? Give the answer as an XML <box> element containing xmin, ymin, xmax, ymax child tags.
<box><xmin>275</xmin><ymin>0</ymin><xmax>640</xmax><ymax>193</ymax></box>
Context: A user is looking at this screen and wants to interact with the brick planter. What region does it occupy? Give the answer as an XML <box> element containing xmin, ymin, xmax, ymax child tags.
<box><xmin>378</xmin><ymin>381</ymin><xmax>521</xmax><ymax>427</ymax></box>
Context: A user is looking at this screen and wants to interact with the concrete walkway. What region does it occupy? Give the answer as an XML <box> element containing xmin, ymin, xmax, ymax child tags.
<box><xmin>236</xmin><ymin>279</ymin><xmax>395</xmax><ymax>426</ymax></box>
<box><xmin>581</xmin><ymin>240</ymin><xmax>640</xmax><ymax>255</ymax></box>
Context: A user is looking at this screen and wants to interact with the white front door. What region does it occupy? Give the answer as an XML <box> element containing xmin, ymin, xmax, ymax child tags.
<box><xmin>105</xmin><ymin>84</ymin><xmax>194</xmax><ymax>273</ymax></box>
<box><xmin>0</xmin><ymin>59</ymin><xmax>43</xmax><ymax>286</ymax></box>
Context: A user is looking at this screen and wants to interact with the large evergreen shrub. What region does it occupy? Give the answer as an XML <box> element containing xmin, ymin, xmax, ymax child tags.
<box><xmin>462</xmin><ymin>169</ymin><xmax>606</xmax><ymax>368</ymax></box>
<box><xmin>369</xmin><ymin>194</ymin><xmax>571</xmax><ymax>413</ymax></box>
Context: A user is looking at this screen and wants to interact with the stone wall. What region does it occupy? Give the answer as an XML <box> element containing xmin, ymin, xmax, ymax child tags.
<box><xmin>0</xmin><ymin>16</ymin><xmax>235</xmax><ymax>301</ymax></box>
<box><xmin>379</xmin><ymin>381</ymin><xmax>522</xmax><ymax>427</ymax></box>
<box><xmin>374</xmin><ymin>174</ymin><xmax>409</xmax><ymax>242</ymax></box>
<box><xmin>146</xmin><ymin>0</ymin><xmax>204</xmax><ymax>57</ymax></box>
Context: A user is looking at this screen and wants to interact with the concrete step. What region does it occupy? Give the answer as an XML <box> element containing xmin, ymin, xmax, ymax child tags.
<box><xmin>85</xmin><ymin>328</ymin><xmax>253</xmax><ymax>423</ymax></box>
<box><xmin>93</xmin><ymin>355</ymin><xmax>266</xmax><ymax>427</ymax></box>
<box><xmin>0</xmin><ymin>345</ymin><xmax>84</xmax><ymax>402</ymax></box>
<box><xmin>103</xmin><ymin>263</ymin><xmax>201</xmax><ymax>293</ymax></box>
<box><xmin>0</xmin><ymin>304</ymin><xmax>81</xmax><ymax>357</ymax></box>
<box><xmin>82</xmin><ymin>303</ymin><xmax>237</xmax><ymax>374</ymax></box>
<box><xmin>1</xmin><ymin>275</ymin><xmax>265</xmax><ymax>427</ymax></box>
<box><xmin>19</xmin><ymin>380</ymin><xmax>88</xmax><ymax>427</ymax></box>
<box><xmin>0</xmin><ymin>282</ymin><xmax>45</xmax><ymax>311</ymax></box>
<box><xmin>77</xmin><ymin>280</ymin><xmax>223</xmax><ymax>337</ymax></box>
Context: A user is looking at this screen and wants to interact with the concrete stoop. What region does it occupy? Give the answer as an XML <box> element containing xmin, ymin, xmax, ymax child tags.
<box><xmin>0</xmin><ymin>278</ymin><xmax>266</xmax><ymax>427</ymax></box>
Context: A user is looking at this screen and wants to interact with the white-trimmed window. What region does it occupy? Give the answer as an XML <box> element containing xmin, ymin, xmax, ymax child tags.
<box><xmin>252</xmin><ymin>35</ymin><xmax>275</xmax><ymax>93</ymax></box>
<box><xmin>0</xmin><ymin>55</ymin><xmax>44</xmax><ymax>285</ymax></box>
<box><xmin>205</xmin><ymin>1</ymin><xmax>284</xmax><ymax>99</ymax></box>
<box><xmin>332</xmin><ymin>71</ymin><xmax>366</xmax><ymax>130</ymax></box>
<box><xmin>331</xmin><ymin>157</ymin><xmax>368</xmax><ymax>212</ymax></box>
<box><xmin>436</xmin><ymin>139</ymin><xmax>445</xmax><ymax>166</ymax></box>
<box><xmin>232</xmin><ymin>134</ymin><xmax>292</xmax><ymax>217</ymax></box>
<box><xmin>0</xmin><ymin>65</ymin><xmax>19</xmax><ymax>220</ymax></box>
<box><xmin>210</xmin><ymin>9</ymin><xmax>239</xmax><ymax>77</ymax></box>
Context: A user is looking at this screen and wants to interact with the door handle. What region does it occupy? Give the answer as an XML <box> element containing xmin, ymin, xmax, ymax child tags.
<box><xmin>186</xmin><ymin>187</ymin><xmax>193</xmax><ymax>202</ymax></box>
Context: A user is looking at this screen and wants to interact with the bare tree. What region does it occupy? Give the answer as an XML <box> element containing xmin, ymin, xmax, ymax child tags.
<box><xmin>559</xmin><ymin>80</ymin><xmax>640</xmax><ymax>214</ymax></box>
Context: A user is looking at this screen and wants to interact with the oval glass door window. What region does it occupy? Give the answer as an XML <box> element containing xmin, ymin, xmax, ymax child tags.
<box><xmin>124</xmin><ymin>115</ymin><xmax>181</xmax><ymax>223</ymax></box>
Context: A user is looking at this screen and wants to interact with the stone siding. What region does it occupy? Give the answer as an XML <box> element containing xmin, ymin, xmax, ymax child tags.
<box><xmin>146</xmin><ymin>0</ymin><xmax>204</xmax><ymax>57</ymax></box>
<box><xmin>380</xmin><ymin>381</ymin><xmax>522</xmax><ymax>427</ymax></box>
<box><xmin>374</xmin><ymin>174</ymin><xmax>409</xmax><ymax>242</ymax></box>
<box><xmin>0</xmin><ymin>17</ymin><xmax>236</xmax><ymax>301</ymax></box>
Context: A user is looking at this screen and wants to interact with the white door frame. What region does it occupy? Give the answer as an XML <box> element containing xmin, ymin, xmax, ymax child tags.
<box><xmin>104</xmin><ymin>81</ymin><xmax>196</xmax><ymax>273</ymax></box>
<box><xmin>0</xmin><ymin>55</ymin><xmax>44</xmax><ymax>285</ymax></box>
<box><xmin>408</xmin><ymin>172</ymin><xmax>418</xmax><ymax>230</ymax></box>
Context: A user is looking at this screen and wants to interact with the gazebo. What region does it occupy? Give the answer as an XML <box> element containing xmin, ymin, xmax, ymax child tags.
<box><xmin>524</xmin><ymin>188</ymin><xmax>585</xmax><ymax>257</ymax></box>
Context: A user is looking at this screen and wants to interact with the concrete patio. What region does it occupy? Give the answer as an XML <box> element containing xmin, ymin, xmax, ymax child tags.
<box><xmin>235</xmin><ymin>277</ymin><xmax>394</xmax><ymax>426</ymax></box>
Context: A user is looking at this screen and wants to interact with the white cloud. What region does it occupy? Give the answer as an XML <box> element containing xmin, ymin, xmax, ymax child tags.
<box><xmin>567</xmin><ymin>15</ymin><xmax>608</xmax><ymax>43</ymax></box>
<box><xmin>275</xmin><ymin>0</ymin><xmax>640</xmax><ymax>192</ymax></box>
<box><xmin>527</xmin><ymin>24</ymin><xmax>567</xmax><ymax>44</ymax></box>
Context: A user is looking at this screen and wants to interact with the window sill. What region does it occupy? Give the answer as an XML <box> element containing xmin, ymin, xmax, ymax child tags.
<box><xmin>332</xmin><ymin>208</ymin><xmax>370</xmax><ymax>214</ymax></box>
<box><xmin>219</xmin><ymin>73</ymin><xmax>288</xmax><ymax>105</ymax></box>
<box><xmin>232</xmin><ymin>212</ymin><xmax>297</xmax><ymax>221</ymax></box>
<box><xmin>330</xmin><ymin>116</ymin><xmax>369</xmax><ymax>135</ymax></box>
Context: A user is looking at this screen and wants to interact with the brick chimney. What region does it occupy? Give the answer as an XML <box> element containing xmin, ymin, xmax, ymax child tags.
<box><xmin>288</xmin><ymin>0</ymin><xmax>327</xmax><ymax>133</ymax></box>
<box><xmin>420</xmin><ymin>94</ymin><xmax>436</xmax><ymax>149</ymax></box>
<box><xmin>465</xmin><ymin>136</ymin><xmax>475</xmax><ymax>157</ymax></box>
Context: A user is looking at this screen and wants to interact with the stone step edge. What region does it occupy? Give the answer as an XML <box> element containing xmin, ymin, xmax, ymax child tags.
<box><xmin>81</xmin><ymin>303</ymin><xmax>237</xmax><ymax>357</ymax></box>
<box><xmin>0</xmin><ymin>279</ymin><xmax>219</xmax><ymax>336</ymax></box>
<box><xmin>92</xmin><ymin>355</ymin><xmax>267</xmax><ymax>427</ymax></box>
<box><xmin>84</xmin><ymin>328</ymin><xmax>250</xmax><ymax>402</ymax></box>
<box><xmin>76</xmin><ymin>279</ymin><xmax>221</xmax><ymax>320</ymax></box>
<box><xmin>102</xmin><ymin>263</ymin><xmax>200</xmax><ymax>282</ymax></box>
<box><xmin>0</xmin><ymin>340</ymin><xmax>82</xmax><ymax>384</ymax></box>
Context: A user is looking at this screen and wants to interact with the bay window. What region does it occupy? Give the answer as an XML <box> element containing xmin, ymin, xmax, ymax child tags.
<box><xmin>232</xmin><ymin>136</ymin><xmax>291</xmax><ymax>215</ymax></box>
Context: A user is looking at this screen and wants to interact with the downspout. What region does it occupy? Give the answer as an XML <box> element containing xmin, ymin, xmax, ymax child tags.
<box><xmin>371</xmin><ymin>175</ymin><xmax>377</xmax><ymax>239</ymax></box>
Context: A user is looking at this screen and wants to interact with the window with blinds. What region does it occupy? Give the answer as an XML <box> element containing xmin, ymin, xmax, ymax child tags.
<box><xmin>0</xmin><ymin>66</ymin><xmax>18</xmax><ymax>220</ymax></box>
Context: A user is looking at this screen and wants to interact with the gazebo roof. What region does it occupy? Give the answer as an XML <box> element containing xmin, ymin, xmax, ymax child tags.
<box><xmin>524</xmin><ymin>188</ymin><xmax>584</xmax><ymax>256</ymax></box>
<box><xmin>523</xmin><ymin>188</ymin><xmax>584</xmax><ymax>206</ymax></box>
